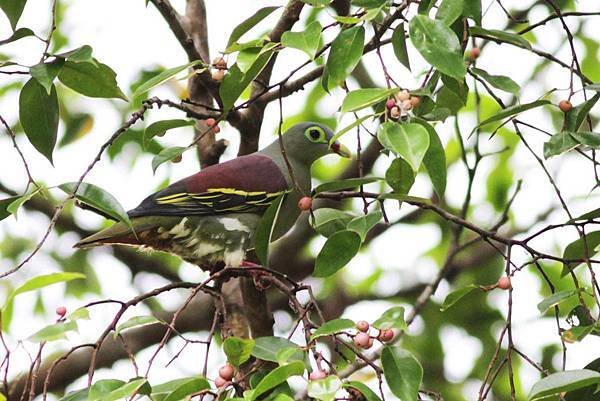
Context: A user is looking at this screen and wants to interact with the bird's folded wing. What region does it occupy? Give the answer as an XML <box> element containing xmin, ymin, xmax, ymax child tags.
<box><xmin>128</xmin><ymin>154</ymin><xmax>290</xmax><ymax>218</ymax></box>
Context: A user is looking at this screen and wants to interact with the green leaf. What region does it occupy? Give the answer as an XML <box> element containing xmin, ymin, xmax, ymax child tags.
<box><xmin>373</xmin><ymin>306</ymin><xmax>407</xmax><ymax>330</ymax></box>
<box><xmin>0</xmin><ymin>27</ymin><xmax>34</xmax><ymax>45</ymax></box>
<box><xmin>312</xmin><ymin>208</ymin><xmax>355</xmax><ymax>237</ymax></box>
<box><xmin>435</xmin><ymin>0</ymin><xmax>464</xmax><ymax>25</ymax></box>
<box><xmin>6</xmin><ymin>186</ymin><xmax>42</xmax><ymax>217</ymax></box>
<box><xmin>250</xmin><ymin>361</ymin><xmax>305</xmax><ymax>401</ymax></box>
<box><xmin>347</xmin><ymin>211</ymin><xmax>382</xmax><ymax>242</ymax></box>
<box><xmin>315</xmin><ymin>177</ymin><xmax>383</xmax><ymax>193</ymax></box>
<box><xmin>151</xmin><ymin>146</ymin><xmax>187</xmax><ymax>173</ymax></box>
<box><xmin>28</xmin><ymin>320</ymin><xmax>78</xmax><ymax>342</ymax></box>
<box><xmin>227</xmin><ymin>6</ymin><xmax>279</xmax><ymax>47</ymax></box>
<box><xmin>252</xmin><ymin>337</ymin><xmax>304</xmax><ymax>363</ymax></box>
<box><xmin>0</xmin><ymin>196</ymin><xmax>20</xmax><ymax>221</ymax></box>
<box><xmin>324</xmin><ymin>26</ymin><xmax>365</xmax><ymax>90</ymax></box>
<box><xmin>163</xmin><ymin>377</ymin><xmax>210</xmax><ymax>401</ymax></box>
<box><xmin>0</xmin><ymin>0</ymin><xmax>27</xmax><ymax>30</ymax></box>
<box><xmin>378</xmin><ymin>122</ymin><xmax>430</xmax><ymax>172</ymax></box>
<box><xmin>307</xmin><ymin>375</ymin><xmax>342</xmax><ymax>401</ymax></box>
<box><xmin>55</xmin><ymin>45</ymin><xmax>95</xmax><ymax>64</ymax></box>
<box><xmin>341</xmin><ymin>88</ymin><xmax>398</xmax><ymax>113</ymax></box>
<box><xmin>88</xmin><ymin>380</ymin><xmax>125</xmax><ymax>401</ymax></box>
<box><xmin>59</xmin><ymin>182</ymin><xmax>131</xmax><ymax>227</ymax></box>
<box><xmin>19</xmin><ymin>78</ymin><xmax>59</xmax><ymax>163</ymax></box>
<box><xmin>409</xmin><ymin>15</ymin><xmax>466</xmax><ymax>80</ymax></box>
<box><xmin>472</xmin><ymin>99</ymin><xmax>550</xmax><ymax>135</ymax></box>
<box><xmin>236</xmin><ymin>43</ymin><xmax>278</xmax><ymax>73</ymax></box>
<box><xmin>281</xmin><ymin>21</ymin><xmax>322</xmax><ymax>59</ymax></box>
<box><xmin>565</xmin><ymin>358</ymin><xmax>600</xmax><ymax>401</ymax></box>
<box><xmin>58</xmin><ymin>61</ymin><xmax>127</xmax><ymax>100</ymax></box>
<box><xmin>381</xmin><ymin>347</ymin><xmax>423</xmax><ymax>401</ymax></box>
<box><xmin>311</xmin><ymin>318</ymin><xmax>355</xmax><ymax>340</ymax></box>
<box><xmin>330</xmin><ymin>114</ymin><xmax>374</xmax><ymax>144</ymax></box>
<box><xmin>2</xmin><ymin>272</ymin><xmax>85</xmax><ymax>322</ymax></box>
<box><xmin>440</xmin><ymin>284</ymin><xmax>477</xmax><ymax>311</ymax></box>
<box><xmin>537</xmin><ymin>290</ymin><xmax>580</xmax><ymax>313</ymax></box>
<box><xmin>561</xmin><ymin>231</ymin><xmax>600</xmax><ymax>277</ymax></box>
<box><xmin>220</xmin><ymin>51</ymin><xmax>273</xmax><ymax>112</ymax></box>
<box><xmin>416</xmin><ymin>119</ymin><xmax>446</xmax><ymax>197</ymax></box>
<box><xmin>572</xmin><ymin>132</ymin><xmax>600</xmax><ymax>148</ymax></box>
<box><xmin>99</xmin><ymin>378</ymin><xmax>149</xmax><ymax>401</ymax></box>
<box><xmin>224</xmin><ymin>337</ymin><xmax>255</xmax><ymax>367</ymax></box>
<box><xmin>386</xmin><ymin>158</ymin><xmax>415</xmax><ymax>196</ymax></box>
<box><xmin>314</xmin><ymin>230</ymin><xmax>361</xmax><ymax>277</ymax></box>
<box><xmin>30</xmin><ymin>59</ymin><xmax>65</xmax><ymax>94</ymax></box>
<box><xmin>67</xmin><ymin>308</ymin><xmax>90</xmax><ymax>321</ymax></box>
<box><xmin>528</xmin><ymin>370</ymin><xmax>600</xmax><ymax>400</ymax></box>
<box><xmin>469</xmin><ymin>26</ymin><xmax>531</xmax><ymax>49</ymax></box>
<box><xmin>391</xmin><ymin>24</ymin><xmax>410</xmax><ymax>70</ymax></box>
<box><xmin>543</xmin><ymin>131</ymin><xmax>578</xmax><ymax>159</ymax></box>
<box><xmin>58</xmin><ymin>389</ymin><xmax>88</xmax><ymax>401</ymax></box>
<box><xmin>132</xmin><ymin>60</ymin><xmax>203</xmax><ymax>99</ymax></box>
<box><xmin>302</xmin><ymin>0</ymin><xmax>332</xmax><ymax>6</ymax></box>
<box><xmin>570</xmin><ymin>207</ymin><xmax>600</xmax><ymax>222</ymax></box>
<box><xmin>254</xmin><ymin>194</ymin><xmax>286</xmax><ymax>266</ymax></box>
<box><xmin>565</xmin><ymin>93</ymin><xmax>600</xmax><ymax>132</ymax></box>
<box><xmin>352</xmin><ymin>0</ymin><xmax>388</xmax><ymax>8</ymax></box>
<box><xmin>114</xmin><ymin>316</ymin><xmax>162</xmax><ymax>338</ymax></box>
<box><xmin>462</xmin><ymin>0</ymin><xmax>481</xmax><ymax>25</ymax></box>
<box><xmin>344</xmin><ymin>382</ymin><xmax>382</xmax><ymax>401</ymax></box>
<box><xmin>144</xmin><ymin>119</ymin><xmax>195</xmax><ymax>148</ymax></box>
<box><xmin>471</xmin><ymin>67</ymin><xmax>520</xmax><ymax>95</ymax></box>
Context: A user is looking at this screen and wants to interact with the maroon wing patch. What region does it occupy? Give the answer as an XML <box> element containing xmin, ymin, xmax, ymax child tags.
<box><xmin>128</xmin><ymin>154</ymin><xmax>289</xmax><ymax>217</ymax></box>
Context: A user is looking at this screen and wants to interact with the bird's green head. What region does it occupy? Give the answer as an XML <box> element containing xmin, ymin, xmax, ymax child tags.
<box><xmin>274</xmin><ymin>122</ymin><xmax>351</xmax><ymax>165</ymax></box>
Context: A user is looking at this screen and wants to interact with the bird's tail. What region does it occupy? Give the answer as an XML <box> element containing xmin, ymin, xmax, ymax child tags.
<box><xmin>74</xmin><ymin>220</ymin><xmax>141</xmax><ymax>249</ymax></box>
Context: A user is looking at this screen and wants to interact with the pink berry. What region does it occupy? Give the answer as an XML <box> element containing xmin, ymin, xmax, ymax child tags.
<box><xmin>354</xmin><ymin>332</ymin><xmax>371</xmax><ymax>348</ymax></box>
<box><xmin>298</xmin><ymin>196</ymin><xmax>313</xmax><ymax>211</ymax></box>
<box><xmin>215</xmin><ymin>376</ymin><xmax>228</xmax><ymax>388</ymax></box>
<box><xmin>396</xmin><ymin>90</ymin><xmax>410</xmax><ymax>102</ymax></box>
<box><xmin>356</xmin><ymin>320</ymin><xmax>370</xmax><ymax>333</ymax></box>
<box><xmin>390</xmin><ymin>106</ymin><xmax>401</xmax><ymax>119</ymax></box>
<box><xmin>385</xmin><ymin>98</ymin><xmax>396</xmax><ymax>110</ymax></box>
<box><xmin>309</xmin><ymin>370</ymin><xmax>328</xmax><ymax>380</ymax></box>
<box><xmin>56</xmin><ymin>306</ymin><xmax>67</xmax><ymax>317</ymax></box>
<box><xmin>378</xmin><ymin>329</ymin><xmax>394</xmax><ymax>343</ymax></box>
<box><xmin>205</xmin><ymin>118</ymin><xmax>216</xmax><ymax>127</ymax></box>
<box><xmin>211</xmin><ymin>69</ymin><xmax>225</xmax><ymax>82</ymax></box>
<box><xmin>366</xmin><ymin>337</ymin><xmax>374</xmax><ymax>349</ymax></box>
<box><xmin>219</xmin><ymin>364</ymin><xmax>234</xmax><ymax>381</ymax></box>
<box><xmin>497</xmin><ymin>276</ymin><xmax>512</xmax><ymax>290</ymax></box>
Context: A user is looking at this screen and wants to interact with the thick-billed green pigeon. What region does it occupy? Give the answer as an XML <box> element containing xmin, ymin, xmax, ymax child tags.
<box><xmin>75</xmin><ymin>122</ymin><xmax>350</xmax><ymax>269</ymax></box>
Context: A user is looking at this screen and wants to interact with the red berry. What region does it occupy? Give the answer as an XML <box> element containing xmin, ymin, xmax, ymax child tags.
<box><xmin>55</xmin><ymin>306</ymin><xmax>67</xmax><ymax>317</ymax></box>
<box><xmin>390</xmin><ymin>106</ymin><xmax>401</xmax><ymax>119</ymax></box>
<box><xmin>469</xmin><ymin>47</ymin><xmax>481</xmax><ymax>60</ymax></box>
<box><xmin>497</xmin><ymin>276</ymin><xmax>512</xmax><ymax>290</ymax></box>
<box><xmin>378</xmin><ymin>329</ymin><xmax>394</xmax><ymax>342</ymax></box>
<box><xmin>215</xmin><ymin>376</ymin><xmax>228</xmax><ymax>388</ymax></box>
<box><xmin>205</xmin><ymin>118</ymin><xmax>216</xmax><ymax>127</ymax></box>
<box><xmin>298</xmin><ymin>196</ymin><xmax>313</xmax><ymax>211</ymax></box>
<box><xmin>558</xmin><ymin>100</ymin><xmax>573</xmax><ymax>113</ymax></box>
<box><xmin>354</xmin><ymin>332</ymin><xmax>371</xmax><ymax>348</ymax></box>
<box><xmin>386</xmin><ymin>98</ymin><xmax>396</xmax><ymax>110</ymax></box>
<box><xmin>219</xmin><ymin>364</ymin><xmax>234</xmax><ymax>381</ymax></box>
<box><xmin>309</xmin><ymin>370</ymin><xmax>328</xmax><ymax>380</ymax></box>
<box><xmin>212</xmin><ymin>69</ymin><xmax>225</xmax><ymax>82</ymax></box>
<box><xmin>356</xmin><ymin>320</ymin><xmax>369</xmax><ymax>333</ymax></box>
<box><xmin>212</xmin><ymin>125</ymin><xmax>221</xmax><ymax>134</ymax></box>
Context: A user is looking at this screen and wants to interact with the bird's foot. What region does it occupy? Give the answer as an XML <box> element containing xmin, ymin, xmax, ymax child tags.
<box><xmin>239</xmin><ymin>261</ymin><xmax>271</xmax><ymax>290</ymax></box>
<box><xmin>240</xmin><ymin>260</ymin><xmax>261</xmax><ymax>268</ymax></box>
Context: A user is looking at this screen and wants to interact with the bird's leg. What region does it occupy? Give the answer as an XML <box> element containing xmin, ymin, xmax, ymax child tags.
<box><xmin>239</xmin><ymin>261</ymin><xmax>271</xmax><ymax>290</ymax></box>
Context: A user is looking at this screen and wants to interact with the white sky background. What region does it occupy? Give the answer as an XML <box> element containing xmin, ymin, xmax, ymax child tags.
<box><xmin>1</xmin><ymin>0</ymin><xmax>600</xmax><ymax>399</ymax></box>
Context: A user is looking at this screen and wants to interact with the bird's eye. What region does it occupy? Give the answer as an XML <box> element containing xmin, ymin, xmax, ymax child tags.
<box><xmin>304</xmin><ymin>126</ymin><xmax>326</xmax><ymax>143</ymax></box>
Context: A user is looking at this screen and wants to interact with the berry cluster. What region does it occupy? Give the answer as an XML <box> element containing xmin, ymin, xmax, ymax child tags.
<box><xmin>215</xmin><ymin>363</ymin><xmax>235</xmax><ymax>389</ymax></box>
<box><xmin>352</xmin><ymin>320</ymin><xmax>395</xmax><ymax>350</ymax></box>
<box><xmin>211</xmin><ymin>57</ymin><xmax>227</xmax><ymax>82</ymax></box>
<box><xmin>386</xmin><ymin>90</ymin><xmax>420</xmax><ymax>120</ymax></box>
